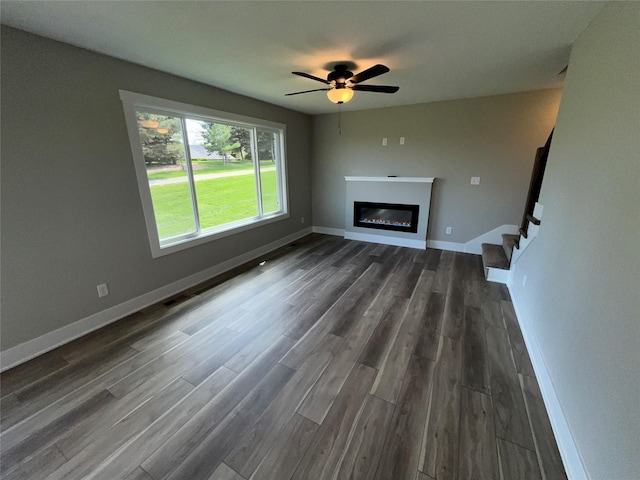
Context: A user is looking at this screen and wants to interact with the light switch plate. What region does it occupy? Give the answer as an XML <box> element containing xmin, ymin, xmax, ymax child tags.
<box><xmin>471</xmin><ymin>177</ymin><xmax>481</xmax><ymax>185</ymax></box>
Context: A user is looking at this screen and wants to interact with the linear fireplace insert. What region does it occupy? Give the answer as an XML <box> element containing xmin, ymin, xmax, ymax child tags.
<box><xmin>353</xmin><ymin>201</ymin><xmax>419</xmax><ymax>233</ymax></box>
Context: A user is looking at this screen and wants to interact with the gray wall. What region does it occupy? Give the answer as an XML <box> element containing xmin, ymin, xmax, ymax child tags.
<box><xmin>1</xmin><ymin>27</ymin><xmax>312</xmax><ymax>351</ymax></box>
<box><xmin>509</xmin><ymin>3</ymin><xmax>640</xmax><ymax>478</ymax></box>
<box><xmin>311</xmin><ymin>89</ymin><xmax>562</xmax><ymax>243</ymax></box>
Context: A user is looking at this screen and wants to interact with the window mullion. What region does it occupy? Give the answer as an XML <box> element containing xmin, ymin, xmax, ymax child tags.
<box><xmin>274</xmin><ymin>132</ymin><xmax>283</xmax><ymax>211</ymax></box>
<box><xmin>251</xmin><ymin>127</ymin><xmax>263</xmax><ymax>218</ymax></box>
<box><xmin>180</xmin><ymin>117</ymin><xmax>201</xmax><ymax>233</ymax></box>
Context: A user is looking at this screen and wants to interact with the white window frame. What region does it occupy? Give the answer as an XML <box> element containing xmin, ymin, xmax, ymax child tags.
<box><xmin>120</xmin><ymin>90</ymin><xmax>289</xmax><ymax>258</ymax></box>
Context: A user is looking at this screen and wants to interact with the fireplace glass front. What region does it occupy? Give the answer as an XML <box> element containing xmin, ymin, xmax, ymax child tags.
<box><xmin>353</xmin><ymin>201</ymin><xmax>419</xmax><ymax>233</ymax></box>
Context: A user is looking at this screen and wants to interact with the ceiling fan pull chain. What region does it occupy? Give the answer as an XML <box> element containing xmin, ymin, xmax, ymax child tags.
<box><xmin>338</xmin><ymin>104</ymin><xmax>342</xmax><ymax>136</ymax></box>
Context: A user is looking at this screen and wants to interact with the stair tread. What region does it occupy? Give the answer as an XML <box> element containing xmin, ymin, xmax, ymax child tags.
<box><xmin>501</xmin><ymin>233</ymin><xmax>519</xmax><ymax>263</ymax></box>
<box><xmin>481</xmin><ymin>243</ymin><xmax>510</xmax><ymax>270</ymax></box>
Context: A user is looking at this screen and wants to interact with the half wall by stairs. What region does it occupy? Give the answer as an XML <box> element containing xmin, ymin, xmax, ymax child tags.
<box><xmin>481</xmin><ymin>203</ymin><xmax>544</xmax><ymax>284</ymax></box>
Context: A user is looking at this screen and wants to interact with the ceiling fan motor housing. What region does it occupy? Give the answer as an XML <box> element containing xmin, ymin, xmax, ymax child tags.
<box><xmin>328</xmin><ymin>65</ymin><xmax>353</xmax><ymax>88</ymax></box>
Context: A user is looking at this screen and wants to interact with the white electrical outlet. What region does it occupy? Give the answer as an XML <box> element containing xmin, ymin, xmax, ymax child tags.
<box><xmin>382</xmin><ymin>138</ymin><xmax>387</xmax><ymax>146</ymax></box>
<box><xmin>97</xmin><ymin>283</ymin><xmax>109</xmax><ymax>298</ymax></box>
<box><xmin>446</xmin><ymin>227</ymin><xmax>452</xmax><ymax>235</ymax></box>
<box><xmin>470</xmin><ymin>177</ymin><xmax>481</xmax><ymax>185</ymax></box>
<box><xmin>400</xmin><ymin>136</ymin><xmax>405</xmax><ymax>145</ymax></box>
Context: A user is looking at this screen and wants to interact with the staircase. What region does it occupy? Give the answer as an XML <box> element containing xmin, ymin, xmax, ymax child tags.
<box><xmin>481</xmin><ymin>207</ymin><xmax>542</xmax><ymax>284</ymax></box>
<box><xmin>481</xmin><ymin>130</ymin><xmax>553</xmax><ymax>284</ymax></box>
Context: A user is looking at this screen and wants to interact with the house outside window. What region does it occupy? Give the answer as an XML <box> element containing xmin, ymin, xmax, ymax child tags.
<box><xmin>120</xmin><ymin>91</ymin><xmax>288</xmax><ymax>257</ymax></box>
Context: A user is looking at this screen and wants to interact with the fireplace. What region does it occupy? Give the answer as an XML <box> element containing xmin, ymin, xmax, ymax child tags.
<box><xmin>354</xmin><ymin>201</ymin><xmax>419</xmax><ymax>233</ymax></box>
<box><xmin>344</xmin><ymin>176</ymin><xmax>434</xmax><ymax>249</ymax></box>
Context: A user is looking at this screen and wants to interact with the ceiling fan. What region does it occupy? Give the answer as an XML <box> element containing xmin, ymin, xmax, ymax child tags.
<box><xmin>285</xmin><ymin>64</ymin><xmax>399</xmax><ymax>104</ymax></box>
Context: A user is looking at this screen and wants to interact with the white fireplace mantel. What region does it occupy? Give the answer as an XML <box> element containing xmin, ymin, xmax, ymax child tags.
<box><xmin>345</xmin><ymin>176</ymin><xmax>434</xmax><ymax>183</ymax></box>
<box><xmin>344</xmin><ymin>176</ymin><xmax>435</xmax><ymax>249</ymax></box>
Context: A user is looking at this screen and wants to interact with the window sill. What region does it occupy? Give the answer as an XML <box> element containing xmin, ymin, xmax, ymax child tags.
<box><xmin>150</xmin><ymin>212</ymin><xmax>290</xmax><ymax>258</ymax></box>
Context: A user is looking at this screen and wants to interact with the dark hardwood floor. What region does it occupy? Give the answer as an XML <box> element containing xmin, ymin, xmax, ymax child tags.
<box><xmin>0</xmin><ymin>234</ymin><xmax>567</xmax><ymax>480</ymax></box>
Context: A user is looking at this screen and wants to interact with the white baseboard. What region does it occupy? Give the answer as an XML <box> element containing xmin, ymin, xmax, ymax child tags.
<box><xmin>313</xmin><ymin>225</ymin><xmax>518</xmax><ymax>257</ymax></box>
<box><xmin>426</xmin><ymin>239</ymin><xmax>465</xmax><ymax>252</ymax></box>
<box><xmin>312</xmin><ymin>226</ymin><xmax>344</xmax><ymax>236</ymax></box>
<box><xmin>344</xmin><ymin>231</ymin><xmax>426</xmax><ymax>249</ymax></box>
<box><xmin>507</xmin><ymin>283</ymin><xmax>588</xmax><ymax>480</ymax></box>
<box><xmin>0</xmin><ymin>227</ymin><xmax>313</xmax><ymax>372</ymax></box>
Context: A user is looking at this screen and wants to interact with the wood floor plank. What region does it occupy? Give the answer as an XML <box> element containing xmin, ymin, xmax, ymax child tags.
<box><xmin>462</xmin><ymin>305</ymin><xmax>491</xmax><ymax>394</ymax></box>
<box><xmin>374</xmin><ymin>355</ymin><xmax>434</xmax><ymax>480</ymax></box>
<box><xmin>207</xmin><ymin>463</ymin><xmax>246</xmax><ymax>480</ymax></box>
<box><xmin>412</xmin><ymin>292</ymin><xmax>445</xmax><ymax>361</ymax></box>
<box><xmin>124</xmin><ymin>467</ymin><xmax>155</xmax><ymax>480</ymax></box>
<box><xmin>280</xmin><ymin>263</ymin><xmax>383</xmax><ymax>369</ymax></box>
<box><xmin>235</xmin><ymin>268</ymin><xmax>310</xmax><ymax>313</ymax></box>
<box><xmin>371</xmin><ymin>270</ymin><xmax>434</xmax><ymax>404</ymax></box>
<box><xmin>0</xmin><ymin>239</ymin><xmax>566</xmax><ymax>480</ymax></box>
<box><xmin>2</xmin><ymin>344</ymin><xmax>138</xmax><ymax>432</ymax></box>
<box><xmin>458</xmin><ymin>387</ymin><xmax>500</xmax><ymax>480</ymax></box>
<box><xmin>224</xmin><ymin>321</ymin><xmax>292</xmax><ymax>373</ymax></box>
<box><xmin>419</xmin><ymin>335</ymin><xmax>463</xmax><ymax>480</ymax></box>
<box><xmin>328</xmin><ymin>261</ymin><xmax>397</xmax><ymax>338</ymax></box>
<box><xmin>330</xmin><ymin>241</ymin><xmax>366</xmax><ymax>267</ymax></box>
<box><xmin>441</xmin><ymin>253</ymin><xmax>466</xmax><ymax>340</ymax></box>
<box><xmin>333</xmin><ymin>394</ymin><xmax>395</xmax><ymax>480</ymax></box>
<box><xmin>180</xmin><ymin>323</ymin><xmax>276</xmax><ymax>386</ymax></box>
<box><xmin>157</xmin><ymin>363</ymin><xmax>295</xmax><ymax>480</ymax></box>
<box><xmin>138</xmin><ymin>337</ymin><xmax>296</xmax><ymax>480</ymax></box>
<box><xmin>249</xmin><ymin>414</ymin><xmax>318</xmax><ymax>480</ymax></box>
<box><xmin>501</xmin><ymin>300</ymin><xmax>536</xmax><ymax>377</ymax></box>
<box><xmin>283</xmin><ymin>262</ymin><xmax>369</xmax><ymax>340</ymax></box>
<box><xmin>53</xmin><ymin>310</ymin><xmax>167</xmax><ymax>365</ymax></box>
<box><xmin>0</xmin><ymin>394</ymin><xmax>22</xmax><ymax>426</ymax></box>
<box><xmin>485</xmin><ymin>326</ymin><xmax>535</xmax><ymax>450</ymax></box>
<box><xmin>520</xmin><ymin>374</ymin><xmax>567</xmax><ymax>480</ymax></box>
<box><xmin>47</xmin><ymin>378</ymin><xmax>194</xmax><ymax>480</ymax></box>
<box><xmin>224</xmin><ymin>334</ymin><xmax>342</xmax><ymax>478</ymax></box>
<box><xmin>358</xmin><ymin>296</ymin><xmax>409</xmax><ymax>369</ymax></box>
<box><xmin>0</xmin><ymin>332</ymin><xmax>189</xmax><ymax>454</ymax></box>
<box><xmin>85</xmin><ymin>366</ymin><xmax>239</xmax><ymax>480</ymax></box>
<box><xmin>0</xmin><ymin>350</ymin><xmax>68</xmax><ymax>399</ymax></box>
<box><xmin>497</xmin><ymin>438</ymin><xmax>542</xmax><ymax>480</ymax></box>
<box><xmin>0</xmin><ymin>389</ymin><xmax>116</xmax><ymax>476</ymax></box>
<box><xmin>416</xmin><ymin>472</ymin><xmax>436</xmax><ymax>480</ymax></box>
<box><xmin>1</xmin><ymin>443</ymin><xmax>67</xmax><ymax>480</ymax></box>
<box><xmin>291</xmin><ymin>363</ymin><xmax>377</xmax><ymax>480</ymax></box>
<box><xmin>107</xmin><ymin>327</ymin><xmax>238</xmax><ymax>398</ymax></box>
<box><xmin>297</xmin><ymin>312</ymin><xmax>379</xmax><ymax>424</ymax></box>
<box><xmin>482</xmin><ymin>298</ymin><xmax>506</xmax><ymax>329</ymax></box>
<box><xmin>431</xmin><ymin>250</ymin><xmax>454</xmax><ymax>294</ymax></box>
<box><xmin>463</xmin><ymin>254</ymin><xmax>484</xmax><ymax>308</ymax></box>
<box><xmin>441</xmin><ymin>285</ymin><xmax>465</xmax><ymax>341</ymax></box>
<box><xmin>424</xmin><ymin>248</ymin><xmax>442</xmax><ymax>272</ymax></box>
<box><xmin>53</xmin><ymin>333</ymin><xmax>203</xmax><ymax>459</ymax></box>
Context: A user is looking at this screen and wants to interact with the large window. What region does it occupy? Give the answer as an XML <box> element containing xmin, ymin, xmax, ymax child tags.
<box><xmin>120</xmin><ymin>91</ymin><xmax>288</xmax><ymax>257</ymax></box>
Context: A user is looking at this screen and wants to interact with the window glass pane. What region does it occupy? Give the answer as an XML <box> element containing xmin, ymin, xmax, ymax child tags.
<box><xmin>137</xmin><ymin>112</ymin><xmax>196</xmax><ymax>240</ymax></box>
<box><xmin>192</xmin><ymin>120</ymin><xmax>258</xmax><ymax>229</ymax></box>
<box><xmin>257</xmin><ymin>129</ymin><xmax>280</xmax><ymax>214</ymax></box>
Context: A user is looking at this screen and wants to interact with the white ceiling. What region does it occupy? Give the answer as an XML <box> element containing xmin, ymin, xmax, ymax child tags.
<box><xmin>1</xmin><ymin>1</ymin><xmax>606</xmax><ymax>115</ymax></box>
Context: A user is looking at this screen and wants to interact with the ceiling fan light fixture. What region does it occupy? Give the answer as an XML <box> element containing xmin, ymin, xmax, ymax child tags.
<box><xmin>140</xmin><ymin>120</ymin><xmax>159</xmax><ymax>129</ymax></box>
<box><xmin>327</xmin><ymin>87</ymin><xmax>354</xmax><ymax>104</ymax></box>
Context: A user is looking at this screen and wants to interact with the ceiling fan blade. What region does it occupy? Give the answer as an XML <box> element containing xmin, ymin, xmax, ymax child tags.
<box><xmin>352</xmin><ymin>84</ymin><xmax>399</xmax><ymax>93</ymax></box>
<box><xmin>292</xmin><ymin>72</ymin><xmax>330</xmax><ymax>84</ymax></box>
<box><xmin>285</xmin><ymin>88</ymin><xmax>331</xmax><ymax>96</ymax></box>
<box><xmin>350</xmin><ymin>64</ymin><xmax>390</xmax><ymax>84</ymax></box>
